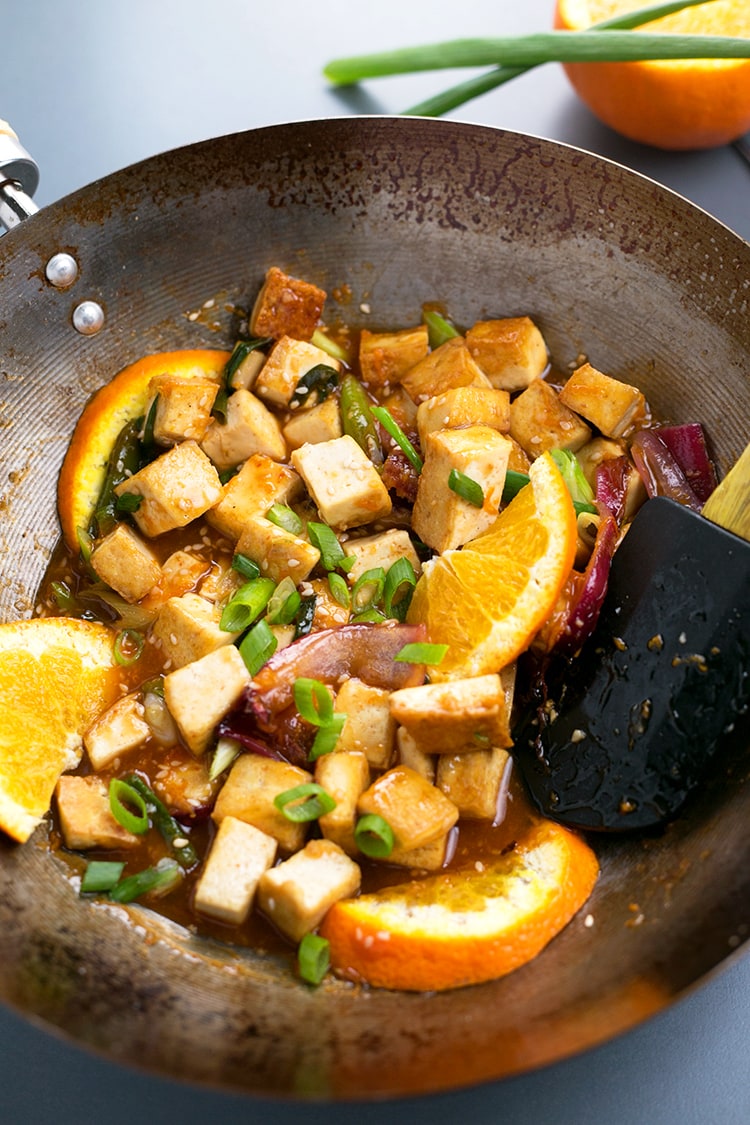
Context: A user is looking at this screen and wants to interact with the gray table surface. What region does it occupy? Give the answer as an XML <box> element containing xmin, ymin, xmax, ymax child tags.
<box><xmin>2</xmin><ymin>1</ymin><xmax>749</xmax><ymax>1121</ymax></box>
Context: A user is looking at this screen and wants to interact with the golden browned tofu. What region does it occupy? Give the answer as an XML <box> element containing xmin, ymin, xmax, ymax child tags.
<box><xmin>389</xmin><ymin>674</ymin><xmax>512</xmax><ymax>755</ymax></box>
<box><xmin>416</xmin><ymin>385</ymin><xmax>510</xmax><ymax>446</ymax></box>
<box><xmin>200</xmin><ymin>389</ymin><xmax>286</xmax><ymax>469</ymax></box>
<box><xmin>395</xmin><ymin>727</ymin><xmax>436</xmax><ymax>783</ymax></box>
<box><xmin>400</xmin><ymin>337</ymin><xmax>490</xmax><ymax>403</ymax></box>
<box><xmin>334</xmin><ymin>678</ymin><xmax>396</xmax><ymax>769</ymax></box>
<box><xmin>282</xmin><ymin>397</ymin><xmax>343</xmax><ymax>451</ymax></box>
<box><xmin>387</xmin><ymin>832</ymin><xmax>453</xmax><ymax>872</ymax></box>
<box><xmin>344</xmin><ymin>528</ymin><xmax>422</xmax><ymax>585</ymax></box>
<box><xmin>148</xmin><ymin>375</ymin><xmax>219</xmax><ymax>446</ymax></box>
<box><xmin>211</xmin><ymin>754</ymin><xmax>312</xmax><ymax>853</ymax></box>
<box><xmin>291</xmin><ymin>435</ymin><xmax>392</xmax><ymax>529</ymax></box>
<box><xmin>151</xmin><ymin>592</ymin><xmax>238</xmax><ymax>669</ymax></box>
<box><xmin>357</xmin><ymin>765</ymin><xmax>459</xmax><ymax>851</ymax></box>
<box><xmin>358</xmin><ymin>325</ymin><xmax>430</xmax><ymax>387</ymax></box>
<box><xmin>558</xmin><ymin>362</ymin><xmax>648</xmax><ymax>439</ymax></box>
<box><xmin>84</xmin><ymin>692</ymin><xmax>151</xmax><ymax>771</ymax></box>
<box><xmin>465</xmin><ymin>316</ymin><xmax>548</xmax><ymax>391</ymax></box>
<box><xmin>575</xmin><ymin>435</ymin><xmax>627</xmax><ymax>488</ymax></box>
<box><xmin>308</xmin><ymin>577</ymin><xmax>351</xmax><ymax>632</ymax></box>
<box><xmin>193</xmin><ymin>816</ymin><xmax>277</xmax><ymax>925</ymax></box>
<box><xmin>206</xmin><ymin>453</ymin><xmax>302</xmax><ymax>542</ymax></box>
<box><xmin>90</xmin><ymin>523</ymin><xmax>162</xmax><ymax>603</ymax></box>
<box><xmin>115</xmin><ymin>440</ymin><xmax>223</xmax><ymax>537</ymax></box>
<box><xmin>152</xmin><ymin>747</ymin><xmax>220</xmax><ymax>816</ymax></box>
<box><xmin>509</xmin><ymin>379</ymin><xmax>591</xmax><ymax>459</ymax></box>
<box><xmin>255</xmin><ymin>336</ymin><xmax>341</xmax><ymax>408</ymax></box>
<box><xmin>56</xmin><ymin>775</ymin><xmax>140</xmax><ymax>850</ymax></box>
<box><xmin>315</xmin><ymin>750</ymin><xmax>370</xmax><ymax>854</ymax></box>
<box><xmin>249</xmin><ymin>266</ymin><xmax>327</xmax><ymax>341</ymax></box>
<box><xmin>235</xmin><ymin>516</ymin><xmax>320</xmax><ymax>584</ymax></box>
<box><xmin>257</xmin><ymin>838</ymin><xmax>361</xmax><ymax>942</ymax></box>
<box><xmin>380</xmin><ymin>385</ymin><xmax>419</xmax><ymax>432</ymax></box>
<box><xmin>163</xmin><ymin>644</ymin><xmax>250</xmax><ymax>756</ymax></box>
<box><xmin>436</xmin><ymin>747</ymin><xmax>510</xmax><ymax>819</ymax></box>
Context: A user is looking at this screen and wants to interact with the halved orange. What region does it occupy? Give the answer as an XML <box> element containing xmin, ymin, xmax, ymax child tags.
<box><xmin>0</xmin><ymin>618</ymin><xmax>118</xmax><ymax>842</ymax></box>
<box><xmin>407</xmin><ymin>451</ymin><xmax>577</xmax><ymax>680</ymax></box>
<box><xmin>320</xmin><ymin>817</ymin><xmax>599</xmax><ymax>991</ymax></box>
<box><xmin>57</xmin><ymin>349</ymin><xmax>230</xmax><ymax>549</ymax></box>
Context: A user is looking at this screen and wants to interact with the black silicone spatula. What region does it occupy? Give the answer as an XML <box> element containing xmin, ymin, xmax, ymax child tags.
<box><xmin>513</xmin><ymin>444</ymin><xmax>750</xmax><ymax>833</ymax></box>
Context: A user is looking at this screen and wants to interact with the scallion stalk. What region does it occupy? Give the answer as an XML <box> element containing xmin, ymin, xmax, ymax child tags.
<box><xmin>125</xmin><ymin>775</ymin><xmax>199</xmax><ymax>869</ymax></box>
<box><xmin>109</xmin><ymin>778</ymin><xmax>149</xmax><ymax>835</ymax></box>
<box><xmin>297</xmin><ymin>932</ymin><xmax>331</xmax><ymax>986</ymax></box>
<box><xmin>307</xmin><ymin>521</ymin><xmax>355</xmax><ymax>573</ymax></box>
<box><xmin>108</xmin><ymin>858</ymin><xmax>181</xmax><ymax>904</ymax></box>
<box><xmin>309</xmin><ymin>714</ymin><xmax>347</xmax><ymax>760</ymax></box>
<box><xmin>80</xmin><ymin>860</ymin><xmax>126</xmax><ymax>894</ymax></box>
<box><xmin>370</xmin><ymin>406</ymin><xmax>423</xmax><ymax>473</ymax></box>
<box><xmin>220</xmin><ymin>577</ymin><xmax>276</xmax><ymax>633</ymax></box>
<box><xmin>383</xmin><ymin>557</ymin><xmax>417</xmax><ymax>619</ymax></box>
<box><xmin>448</xmin><ymin>468</ymin><xmax>484</xmax><ymax>508</ymax></box>
<box><xmin>274</xmin><ymin>783</ymin><xmax>337</xmax><ymax>822</ymax></box>
<box><xmin>267</xmin><ymin>503</ymin><xmax>304</xmax><ymax>535</ymax></box>
<box><xmin>351</xmin><ymin>567</ymin><xmax>386</xmax><ymax>614</ymax></box>
<box><xmin>355</xmin><ymin>813</ymin><xmax>395</xmax><ymax>858</ymax></box>
<box><xmin>394</xmin><ymin>641</ymin><xmax>449</xmax><ymax>665</ymax></box>
<box><xmin>239</xmin><ymin>618</ymin><xmax>278</xmax><ymax>675</ymax></box>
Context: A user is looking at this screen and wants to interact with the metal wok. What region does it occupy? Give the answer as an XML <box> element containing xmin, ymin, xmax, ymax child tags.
<box><xmin>0</xmin><ymin>116</ymin><xmax>748</xmax><ymax>1100</ymax></box>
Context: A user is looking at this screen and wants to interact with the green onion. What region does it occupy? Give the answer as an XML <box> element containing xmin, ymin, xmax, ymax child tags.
<box><xmin>355</xmin><ymin>814</ymin><xmax>394</xmax><ymax>858</ymax></box>
<box><xmin>351</xmin><ymin>567</ymin><xmax>386</xmax><ymax>613</ymax></box>
<box><xmin>224</xmin><ymin>337</ymin><xmax>272</xmax><ymax>386</ymax></box>
<box><xmin>51</xmin><ymin>580</ymin><xmax>76</xmax><ymax>612</ymax></box>
<box><xmin>395</xmin><ymin>641</ymin><xmax>449</xmax><ymax>665</ymax></box>
<box><xmin>141</xmin><ymin>394</ymin><xmax>159</xmax><ymax>454</ymax></box>
<box><xmin>113</xmin><ymin>628</ymin><xmax>145</xmax><ymax>667</ymax></box>
<box><xmin>220</xmin><ymin>577</ymin><xmax>276</xmax><ymax>632</ymax></box>
<box><xmin>76</xmin><ymin>526</ymin><xmax>94</xmax><ymax>564</ymax></box>
<box><xmin>383</xmin><ymin>557</ymin><xmax>417</xmax><ymax>620</ymax></box>
<box><xmin>327</xmin><ymin>572</ymin><xmax>351</xmax><ymax>608</ymax></box>
<box><xmin>232</xmin><ymin>553</ymin><xmax>261</xmax><ymax>580</ymax></box>
<box><xmin>212</xmin><ymin>387</ymin><xmax>229</xmax><ymax>424</ymax></box>
<box><xmin>311</xmin><ymin>328</ymin><xmax>349</xmax><ymax>363</ymax></box>
<box><xmin>423</xmin><ymin>308</ymin><xmax>460</xmax><ymax>348</ymax></box>
<box><xmin>266</xmin><ymin>580</ymin><xmax>302</xmax><ymax>626</ymax></box>
<box><xmin>115</xmin><ymin>491</ymin><xmax>143</xmax><ymax>513</ymax></box>
<box><xmin>140</xmin><ymin>675</ymin><xmax>165</xmax><ymax>698</ymax></box>
<box><xmin>109</xmin><ymin>858</ymin><xmax>181</xmax><ymax>904</ymax></box>
<box><xmin>239</xmin><ymin>618</ymin><xmax>278</xmax><ymax>675</ymax></box>
<box><xmin>219</xmin><ymin>465</ymin><xmax>240</xmax><ymax>485</ymax></box>
<box><xmin>297</xmin><ymin>932</ymin><xmax>331</xmax><ymax>986</ymax></box>
<box><xmin>267</xmin><ymin>503</ymin><xmax>304</xmax><ymax>535</ymax></box>
<box><xmin>307</xmin><ymin>521</ymin><xmax>354</xmax><ymax>572</ymax></box>
<box><xmin>80</xmin><ymin>860</ymin><xmax>126</xmax><ymax>894</ymax></box>
<box><xmin>351</xmin><ymin>608</ymin><xmax>387</xmax><ymax>624</ymax></box>
<box><xmin>294</xmin><ymin>594</ymin><xmax>317</xmax><ymax>639</ymax></box>
<box><xmin>370</xmin><ymin>406</ymin><xmax>423</xmax><ymax>473</ymax></box>
<box><xmin>340</xmin><ymin>373</ymin><xmax>383</xmax><ymax>464</ymax></box>
<box><xmin>448</xmin><ymin>468</ymin><xmax>484</xmax><ymax>508</ymax></box>
<box><xmin>502</xmin><ymin>469</ymin><xmax>531</xmax><ymax>503</ymax></box>
<box><xmin>274</xmin><ymin>783</ymin><xmax>337</xmax><ymax>822</ymax></box>
<box><xmin>109</xmin><ymin>778</ymin><xmax>149</xmax><ymax>835</ymax></box>
<box><xmin>91</xmin><ymin>418</ymin><xmax>142</xmax><ymax>538</ymax></box>
<box><xmin>125</xmin><ymin>775</ymin><xmax>199</xmax><ymax>869</ymax></box>
<box><xmin>209</xmin><ymin>737</ymin><xmax>241</xmax><ymax>781</ymax></box>
<box><xmin>308</xmin><ymin>715</ymin><xmax>347</xmax><ymax>760</ymax></box>
<box><xmin>574</xmin><ymin>500</ymin><xmax>598</xmax><ymax>516</ymax></box>
<box><xmin>290</xmin><ymin>363</ymin><xmax>340</xmax><ymax>408</ymax></box>
<box><xmin>294</xmin><ymin>677</ymin><xmax>335</xmax><ymax>726</ymax></box>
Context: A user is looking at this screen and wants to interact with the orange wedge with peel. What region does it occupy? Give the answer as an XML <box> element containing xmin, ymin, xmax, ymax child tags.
<box><xmin>407</xmin><ymin>451</ymin><xmax>577</xmax><ymax>680</ymax></box>
<box><xmin>57</xmin><ymin>349</ymin><xmax>230</xmax><ymax>550</ymax></box>
<box><xmin>320</xmin><ymin>817</ymin><xmax>598</xmax><ymax>992</ymax></box>
<box><xmin>0</xmin><ymin>618</ymin><xmax>118</xmax><ymax>843</ymax></box>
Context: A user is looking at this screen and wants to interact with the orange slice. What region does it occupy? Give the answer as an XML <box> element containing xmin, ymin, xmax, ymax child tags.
<box><xmin>554</xmin><ymin>0</ymin><xmax>750</xmax><ymax>150</ymax></box>
<box><xmin>57</xmin><ymin>349</ymin><xmax>230</xmax><ymax>550</ymax></box>
<box><xmin>407</xmin><ymin>451</ymin><xmax>577</xmax><ymax>680</ymax></box>
<box><xmin>0</xmin><ymin>618</ymin><xmax>118</xmax><ymax>842</ymax></box>
<box><xmin>320</xmin><ymin>818</ymin><xmax>599</xmax><ymax>991</ymax></box>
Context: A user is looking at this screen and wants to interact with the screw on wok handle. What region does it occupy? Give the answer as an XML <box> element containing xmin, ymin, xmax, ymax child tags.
<box><xmin>0</xmin><ymin>119</ymin><xmax>40</xmax><ymax>231</ymax></box>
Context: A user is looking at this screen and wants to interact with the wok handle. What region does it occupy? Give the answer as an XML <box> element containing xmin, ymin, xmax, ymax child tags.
<box><xmin>0</xmin><ymin>119</ymin><xmax>40</xmax><ymax>232</ymax></box>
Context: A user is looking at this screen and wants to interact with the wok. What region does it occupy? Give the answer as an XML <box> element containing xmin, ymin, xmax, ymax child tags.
<box><xmin>0</xmin><ymin>115</ymin><xmax>748</xmax><ymax>1100</ymax></box>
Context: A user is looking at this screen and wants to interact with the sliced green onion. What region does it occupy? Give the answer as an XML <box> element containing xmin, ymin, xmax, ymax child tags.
<box><xmin>290</xmin><ymin>363</ymin><xmax>340</xmax><ymax>408</ymax></box>
<box><xmin>125</xmin><ymin>775</ymin><xmax>199</xmax><ymax>869</ymax></box>
<box><xmin>239</xmin><ymin>618</ymin><xmax>278</xmax><ymax>675</ymax></box>
<box><xmin>141</xmin><ymin>394</ymin><xmax>159</xmax><ymax>453</ymax></box>
<box><xmin>51</xmin><ymin>580</ymin><xmax>76</xmax><ymax>612</ymax></box>
<box><xmin>502</xmin><ymin>469</ymin><xmax>530</xmax><ymax>502</ymax></box>
<box><xmin>448</xmin><ymin>468</ymin><xmax>484</xmax><ymax>508</ymax></box>
<box><xmin>115</xmin><ymin>491</ymin><xmax>143</xmax><ymax>513</ymax></box>
<box><xmin>80</xmin><ymin>860</ymin><xmax>126</xmax><ymax>894</ymax></box>
<box><xmin>307</xmin><ymin>521</ymin><xmax>354</xmax><ymax>572</ymax></box>
<box><xmin>274</xmin><ymin>783</ymin><xmax>337</xmax><ymax>822</ymax></box>
<box><xmin>311</xmin><ymin>328</ymin><xmax>349</xmax><ymax>363</ymax></box>
<box><xmin>140</xmin><ymin>675</ymin><xmax>165</xmax><ymax>698</ymax></box>
<box><xmin>394</xmin><ymin>641</ymin><xmax>449</xmax><ymax>665</ymax></box>
<box><xmin>232</xmin><ymin>553</ymin><xmax>261</xmax><ymax>580</ymax></box>
<box><xmin>209</xmin><ymin>737</ymin><xmax>241</xmax><ymax>781</ymax></box>
<box><xmin>423</xmin><ymin>308</ymin><xmax>460</xmax><ymax>348</ymax></box>
<box><xmin>351</xmin><ymin>567</ymin><xmax>386</xmax><ymax>613</ymax></box>
<box><xmin>224</xmin><ymin>337</ymin><xmax>272</xmax><ymax>386</ymax></box>
<box><xmin>327</xmin><ymin>571</ymin><xmax>351</xmax><ymax>608</ymax></box>
<box><xmin>293</xmin><ymin>594</ymin><xmax>317</xmax><ymax>639</ymax></box>
<box><xmin>574</xmin><ymin>500</ymin><xmax>599</xmax><ymax>516</ymax></box>
<box><xmin>211</xmin><ymin>386</ymin><xmax>229</xmax><ymax>424</ymax></box>
<box><xmin>308</xmin><ymin>714</ymin><xmax>347</xmax><ymax>761</ymax></box>
<box><xmin>219</xmin><ymin>465</ymin><xmax>240</xmax><ymax>485</ymax></box>
<box><xmin>340</xmin><ymin>373</ymin><xmax>383</xmax><ymax>464</ymax></box>
<box><xmin>371</xmin><ymin>406</ymin><xmax>423</xmax><ymax>473</ymax></box>
<box><xmin>109</xmin><ymin>778</ymin><xmax>149</xmax><ymax>835</ymax></box>
<box><xmin>77</xmin><ymin>526</ymin><xmax>94</xmax><ymax>564</ymax></box>
<box><xmin>293</xmin><ymin>677</ymin><xmax>335</xmax><ymax>727</ymax></box>
<box><xmin>351</xmin><ymin>608</ymin><xmax>387</xmax><ymax>624</ymax></box>
<box><xmin>109</xmin><ymin>858</ymin><xmax>181</xmax><ymax>904</ymax></box>
<box><xmin>298</xmin><ymin>932</ymin><xmax>331</xmax><ymax>986</ymax></box>
<box><xmin>550</xmin><ymin>448</ymin><xmax>595</xmax><ymax>506</ymax></box>
<box><xmin>266</xmin><ymin>581</ymin><xmax>302</xmax><ymax>626</ymax></box>
<box><xmin>267</xmin><ymin>503</ymin><xmax>304</xmax><ymax>535</ymax></box>
<box><xmin>355</xmin><ymin>813</ymin><xmax>394</xmax><ymax>858</ymax></box>
<box><xmin>220</xmin><ymin>577</ymin><xmax>276</xmax><ymax>632</ymax></box>
<box><xmin>113</xmin><ymin>628</ymin><xmax>145</xmax><ymax>667</ymax></box>
<box><xmin>383</xmin><ymin>557</ymin><xmax>417</xmax><ymax>620</ymax></box>
<box><xmin>92</xmin><ymin>418</ymin><xmax>143</xmax><ymax>537</ymax></box>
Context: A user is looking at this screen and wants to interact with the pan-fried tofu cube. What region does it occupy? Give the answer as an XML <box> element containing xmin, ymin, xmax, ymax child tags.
<box><xmin>396</xmin><ymin>727</ymin><xmax>436</xmax><ymax>783</ymax></box>
<box><xmin>198</xmin><ymin>561</ymin><xmax>243</xmax><ymax>605</ymax></box>
<box><xmin>291</xmin><ymin>435</ymin><xmax>392</xmax><ymax>529</ymax></box>
<box><xmin>388</xmin><ymin>832</ymin><xmax>453</xmax><ymax>872</ymax></box>
<box><xmin>344</xmin><ymin>528</ymin><xmax>422</xmax><ymax>586</ymax></box>
<box><xmin>507</xmin><ymin>436</ymin><xmax>532</xmax><ymax>474</ymax></box>
<box><xmin>142</xmin><ymin>550</ymin><xmax>208</xmax><ymax>611</ymax></box>
<box><xmin>250</xmin><ymin>266</ymin><xmax>326</xmax><ymax>341</ymax></box>
<box><xmin>56</xmin><ymin>776</ymin><xmax>140</xmax><ymax>850</ymax></box>
<box><xmin>212</xmin><ymin>754</ymin><xmax>312</xmax><ymax>853</ymax></box>
<box><xmin>235</xmin><ymin>516</ymin><xmax>320</xmax><ymax>584</ymax></box>
<box><xmin>115</xmin><ymin>440</ymin><xmax>223</xmax><ymax>537</ymax></box>
<box><xmin>201</xmin><ymin>389</ymin><xmax>286</xmax><ymax>469</ymax></box>
<box><xmin>257</xmin><ymin>839</ymin><xmax>361</xmax><ymax>943</ymax></box>
<box><xmin>400</xmin><ymin>337</ymin><xmax>490</xmax><ymax>403</ymax></box>
<box><xmin>315</xmin><ymin>750</ymin><xmax>370</xmax><ymax>854</ymax></box>
<box><xmin>509</xmin><ymin>379</ymin><xmax>591</xmax><ymax>459</ymax></box>
<box><xmin>389</xmin><ymin>674</ymin><xmax>512</xmax><ymax>755</ymax></box>
<box><xmin>358</xmin><ymin>325</ymin><xmax>429</xmax><ymax>387</ymax></box>
<box><xmin>282</xmin><ymin>397</ymin><xmax>343</xmax><ymax>451</ymax></box>
<box><xmin>90</xmin><ymin>523</ymin><xmax>162</xmax><ymax>603</ymax></box>
<box><xmin>227</xmin><ymin>348</ymin><xmax>266</xmax><ymax>391</ymax></box>
<box><xmin>465</xmin><ymin>316</ymin><xmax>548</xmax><ymax>392</ymax></box>
<box><xmin>357</xmin><ymin>766</ymin><xmax>459</xmax><ymax>851</ymax></box>
<box><xmin>576</xmin><ymin>436</ymin><xmax>627</xmax><ymax>489</ymax></box>
<box><xmin>84</xmin><ymin>692</ymin><xmax>151</xmax><ymax>771</ymax></box>
<box><xmin>436</xmin><ymin>747</ymin><xmax>510</xmax><ymax>819</ymax></box>
<box><xmin>151</xmin><ymin>592</ymin><xmax>239</xmax><ymax>669</ymax></box>
<box><xmin>193</xmin><ymin>816</ymin><xmax>277</xmax><ymax>925</ymax></box>
<box><xmin>148</xmin><ymin>375</ymin><xmax>219</xmax><ymax>446</ymax></box>
<box><xmin>558</xmin><ymin>362</ymin><xmax>648</xmax><ymax>439</ymax></box>
<box><xmin>308</xmin><ymin>577</ymin><xmax>351</xmax><ymax>631</ymax></box>
<box><xmin>411</xmin><ymin>425</ymin><xmax>511</xmax><ymax>553</ymax></box>
<box><xmin>163</xmin><ymin>644</ymin><xmax>250</xmax><ymax>756</ymax></box>
<box><xmin>416</xmin><ymin>385</ymin><xmax>510</xmax><ymax>446</ymax></box>
<box><xmin>255</xmin><ymin>336</ymin><xmax>342</xmax><ymax>409</ymax></box>
<box><xmin>334</xmin><ymin>679</ymin><xmax>396</xmax><ymax>769</ymax></box>
<box><xmin>380</xmin><ymin>385</ymin><xmax>419</xmax><ymax>432</ymax></box>
<box><xmin>206</xmin><ymin>454</ymin><xmax>302</xmax><ymax>541</ymax></box>
<box><xmin>151</xmin><ymin>747</ymin><xmax>220</xmax><ymax>817</ymax></box>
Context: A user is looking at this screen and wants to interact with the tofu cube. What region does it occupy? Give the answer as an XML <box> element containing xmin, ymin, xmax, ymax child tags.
<box><xmin>142</xmin><ymin>550</ymin><xmax>208</xmax><ymax>611</ymax></box>
<box><xmin>115</xmin><ymin>440</ymin><xmax>223</xmax><ymax>537</ymax></box>
<box><xmin>282</xmin><ymin>397</ymin><xmax>343</xmax><ymax>451</ymax></box>
<box><xmin>358</xmin><ymin>325</ymin><xmax>430</xmax><ymax>387</ymax></box>
<box><xmin>334</xmin><ymin>679</ymin><xmax>396</xmax><ymax>770</ymax></box>
<box><xmin>576</xmin><ymin>436</ymin><xmax>627</xmax><ymax>489</ymax></box>
<box><xmin>400</xmin><ymin>337</ymin><xmax>490</xmax><ymax>403</ymax></box>
<box><xmin>379</xmin><ymin>386</ymin><xmax>419</xmax><ymax>433</ymax></box>
<box><xmin>227</xmin><ymin>348</ymin><xmax>266</xmax><ymax>391</ymax></box>
<box><xmin>163</xmin><ymin>644</ymin><xmax>250</xmax><ymax>756</ymax></box>
<box><xmin>151</xmin><ymin>747</ymin><xmax>220</xmax><ymax>817</ymax></box>
<box><xmin>151</xmin><ymin>592</ymin><xmax>239</xmax><ymax>669</ymax></box>
<box><xmin>148</xmin><ymin>375</ymin><xmax>219</xmax><ymax>445</ymax></box>
<box><xmin>211</xmin><ymin>754</ymin><xmax>312</xmax><ymax>853</ymax></box>
<box><xmin>396</xmin><ymin>727</ymin><xmax>436</xmax><ymax>783</ymax></box>
<box><xmin>509</xmin><ymin>379</ymin><xmax>592</xmax><ymax>459</ymax></box>
<box><xmin>315</xmin><ymin>750</ymin><xmax>370</xmax><ymax>854</ymax></box>
<box><xmin>465</xmin><ymin>316</ymin><xmax>548</xmax><ymax>392</ymax></box>
<box><xmin>206</xmin><ymin>453</ymin><xmax>302</xmax><ymax>542</ymax></box>
<box><xmin>84</xmin><ymin>692</ymin><xmax>151</xmax><ymax>771</ymax></box>
<box><xmin>254</xmin><ymin>336</ymin><xmax>341</xmax><ymax>408</ymax></box>
<box><xmin>558</xmin><ymin>362</ymin><xmax>648</xmax><ymax>439</ymax></box>
<box><xmin>193</xmin><ymin>816</ymin><xmax>277</xmax><ymax>925</ymax></box>
<box><xmin>344</xmin><ymin>528</ymin><xmax>422</xmax><ymax>586</ymax></box>
<box><xmin>357</xmin><ymin>766</ymin><xmax>459</xmax><ymax>851</ymax></box>
<box><xmin>235</xmin><ymin>516</ymin><xmax>320</xmax><ymax>584</ymax></box>
<box><xmin>90</xmin><ymin>523</ymin><xmax>162</xmax><ymax>603</ymax></box>
<box><xmin>436</xmin><ymin>747</ymin><xmax>511</xmax><ymax>820</ymax></box>
<box><xmin>56</xmin><ymin>775</ymin><xmax>140</xmax><ymax>850</ymax></box>
<box><xmin>416</xmin><ymin>385</ymin><xmax>510</xmax><ymax>446</ymax></box>
<box><xmin>411</xmin><ymin>425</ymin><xmax>512</xmax><ymax>553</ymax></box>
<box><xmin>198</xmin><ymin>561</ymin><xmax>243</xmax><ymax>605</ymax></box>
<box><xmin>308</xmin><ymin>577</ymin><xmax>351</xmax><ymax>632</ymax></box>
<box><xmin>387</xmin><ymin>832</ymin><xmax>453</xmax><ymax>872</ymax></box>
<box><xmin>249</xmin><ymin>266</ymin><xmax>326</xmax><ymax>341</ymax></box>
<box><xmin>200</xmin><ymin>389</ymin><xmax>286</xmax><ymax>469</ymax></box>
<box><xmin>291</xmin><ymin>435</ymin><xmax>392</xmax><ymax>529</ymax></box>
<box><xmin>257</xmin><ymin>839</ymin><xmax>361</xmax><ymax>943</ymax></box>
<box><xmin>389</xmin><ymin>674</ymin><xmax>512</xmax><ymax>755</ymax></box>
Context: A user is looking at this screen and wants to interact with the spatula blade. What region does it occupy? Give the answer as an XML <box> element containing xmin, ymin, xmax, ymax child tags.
<box><xmin>513</xmin><ymin>497</ymin><xmax>750</xmax><ymax>832</ymax></box>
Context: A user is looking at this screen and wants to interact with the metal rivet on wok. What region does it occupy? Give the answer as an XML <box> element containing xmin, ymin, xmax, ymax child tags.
<box><xmin>72</xmin><ymin>300</ymin><xmax>105</xmax><ymax>335</ymax></box>
<box><xmin>45</xmin><ymin>252</ymin><xmax>79</xmax><ymax>289</ymax></box>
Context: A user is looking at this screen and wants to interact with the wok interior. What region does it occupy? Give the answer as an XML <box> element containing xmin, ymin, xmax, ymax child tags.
<box><xmin>0</xmin><ymin>117</ymin><xmax>748</xmax><ymax>1098</ymax></box>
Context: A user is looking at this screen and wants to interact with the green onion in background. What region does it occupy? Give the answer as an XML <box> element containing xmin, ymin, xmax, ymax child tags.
<box><xmin>125</xmin><ymin>775</ymin><xmax>199</xmax><ymax>869</ymax></box>
<box><xmin>210</xmin><ymin>737</ymin><xmax>241</xmax><ymax>781</ymax></box>
<box><xmin>298</xmin><ymin>932</ymin><xmax>331</xmax><ymax>986</ymax></box>
<box><xmin>423</xmin><ymin>308</ymin><xmax>461</xmax><ymax>348</ymax></box>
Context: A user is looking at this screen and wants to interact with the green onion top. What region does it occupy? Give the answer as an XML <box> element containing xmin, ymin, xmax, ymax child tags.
<box><xmin>423</xmin><ymin>308</ymin><xmax>460</xmax><ymax>348</ymax></box>
<box><xmin>371</xmin><ymin>406</ymin><xmax>423</xmax><ymax>474</ymax></box>
<box><xmin>307</xmin><ymin>521</ymin><xmax>354</xmax><ymax>572</ymax></box>
<box><xmin>239</xmin><ymin>618</ymin><xmax>278</xmax><ymax>676</ymax></box>
<box><xmin>274</xmin><ymin>783</ymin><xmax>337</xmax><ymax>822</ymax></box>
<box><xmin>267</xmin><ymin>503</ymin><xmax>304</xmax><ymax>535</ymax></box>
<box><xmin>308</xmin><ymin>714</ymin><xmax>347</xmax><ymax>761</ymax></box>
<box><xmin>351</xmin><ymin>567</ymin><xmax>386</xmax><ymax>614</ymax></box>
<box><xmin>394</xmin><ymin>641</ymin><xmax>449</xmax><ymax>665</ymax></box>
<box><xmin>383</xmin><ymin>557</ymin><xmax>417</xmax><ymax>620</ymax></box>
<box><xmin>109</xmin><ymin>778</ymin><xmax>150</xmax><ymax>835</ymax></box>
<box><xmin>220</xmin><ymin>577</ymin><xmax>276</xmax><ymax>633</ymax></box>
<box><xmin>293</xmin><ymin>677</ymin><xmax>336</xmax><ymax>727</ymax></box>
<box><xmin>232</xmin><ymin>552</ymin><xmax>261</xmax><ymax>579</ymax></box>
<box><xmin>448</xmin><ymin>468</ymin><xmax>484</xmax><ymax>508</ymax></box>
<box><xmin>355</xmin><ymin>813</ymin><xmax>394</xmax><ymax>858</ymax></box>
<box><xmin>297</xmin><ymin>932</ymin><xmax>331</xmax><ymax>986</ymax></box>
<box><xmin>80</xmin><ymin>860</ymin><xmax>126</xmax><ymax>894</ymax></box>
